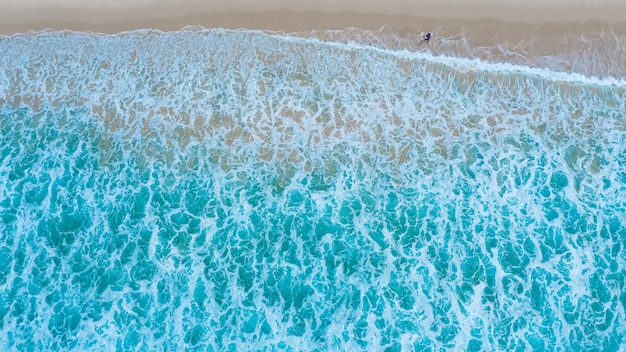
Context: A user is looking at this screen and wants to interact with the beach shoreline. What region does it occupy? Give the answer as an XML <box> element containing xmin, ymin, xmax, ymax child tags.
<box><xmin>1</xmin><ymin>3</ymin><xmax>626</xmax><ymax>351</ymax></box>
<box><xmin>1</xmin><ymin>2</ymin><xmax>626</xmax><ymax>80</ymax></box>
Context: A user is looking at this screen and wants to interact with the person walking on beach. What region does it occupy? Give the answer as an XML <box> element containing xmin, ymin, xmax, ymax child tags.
<box><xmin>424</xmin><ymin>32</ymin><xmax>431</xmax><ymax>42</ymax></box>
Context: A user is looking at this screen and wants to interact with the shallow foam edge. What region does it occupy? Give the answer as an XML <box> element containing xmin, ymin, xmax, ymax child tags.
<box><xmin>274</xmin><ymin>30</ymin><xmax>626</xmax><ymax>88</ymax></box>
<box><xmin>3</xmin><ymin>27</ymin><xmax>625</xmax><ymax>88</ymax></box>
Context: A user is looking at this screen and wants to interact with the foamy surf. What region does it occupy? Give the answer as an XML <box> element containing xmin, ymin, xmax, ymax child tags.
<box><xmin>0</xmin><ymin>28</ymin><xmax>625</xmax><ymax>351</ymax></box>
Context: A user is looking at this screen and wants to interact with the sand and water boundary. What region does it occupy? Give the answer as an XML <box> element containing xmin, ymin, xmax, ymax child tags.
<box><xmin>1</xmin><ymin>1</ymin><xmax>626</xmax><ymax>79</ymax></box>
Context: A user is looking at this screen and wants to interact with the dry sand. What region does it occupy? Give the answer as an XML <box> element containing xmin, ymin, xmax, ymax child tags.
<box><xmin>1</xmin><ymin>0</ymin><xmax>626</xmax><ymax>35</ymax></box>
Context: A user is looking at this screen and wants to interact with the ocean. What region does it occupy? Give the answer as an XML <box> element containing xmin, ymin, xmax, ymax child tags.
<box><xmin>0</xmin><ymin>28</ymin><xmax>625</xmax><ymax>351</ymax></box>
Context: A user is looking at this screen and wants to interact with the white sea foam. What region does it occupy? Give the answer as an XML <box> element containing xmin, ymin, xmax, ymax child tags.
<box><xmin>2</xmin><ymin>28</ymin><xmax>626</xmax><ymax>89</ymax></box>
<box><xmin>0</xmin><ymin>27</ymin><xmax>625</xmax><ymax>351</ymax></box>
<box><xmin>269</xmin><ymin>30</ymin><xmax>626</xmax><ymax>87</ymax></box>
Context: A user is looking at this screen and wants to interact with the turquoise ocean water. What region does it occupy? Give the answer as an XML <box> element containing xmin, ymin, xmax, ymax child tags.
<box><xmin>0</xmin><ymin>28</ymin><xmax>625</xmax><ymax>350</ymax></box>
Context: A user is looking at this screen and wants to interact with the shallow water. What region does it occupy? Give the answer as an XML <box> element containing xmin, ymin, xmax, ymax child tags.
<box><xmin>0</xmin><ymin>28</ymin><xmax>625</xmax><ymax>351</ymax></box>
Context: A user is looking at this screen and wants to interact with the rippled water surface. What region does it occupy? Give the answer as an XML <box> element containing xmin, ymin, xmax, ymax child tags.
<box><xmin>0</xmin><ymin>29</ymin><xmax>625</xmax><ymax>351</ymax></box>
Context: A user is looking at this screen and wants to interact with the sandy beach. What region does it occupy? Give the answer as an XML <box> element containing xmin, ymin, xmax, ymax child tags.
<box><xmin>2</xmin><ymin>0</ymin><xmax>626</xmax><ymax>35</ymax></box>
